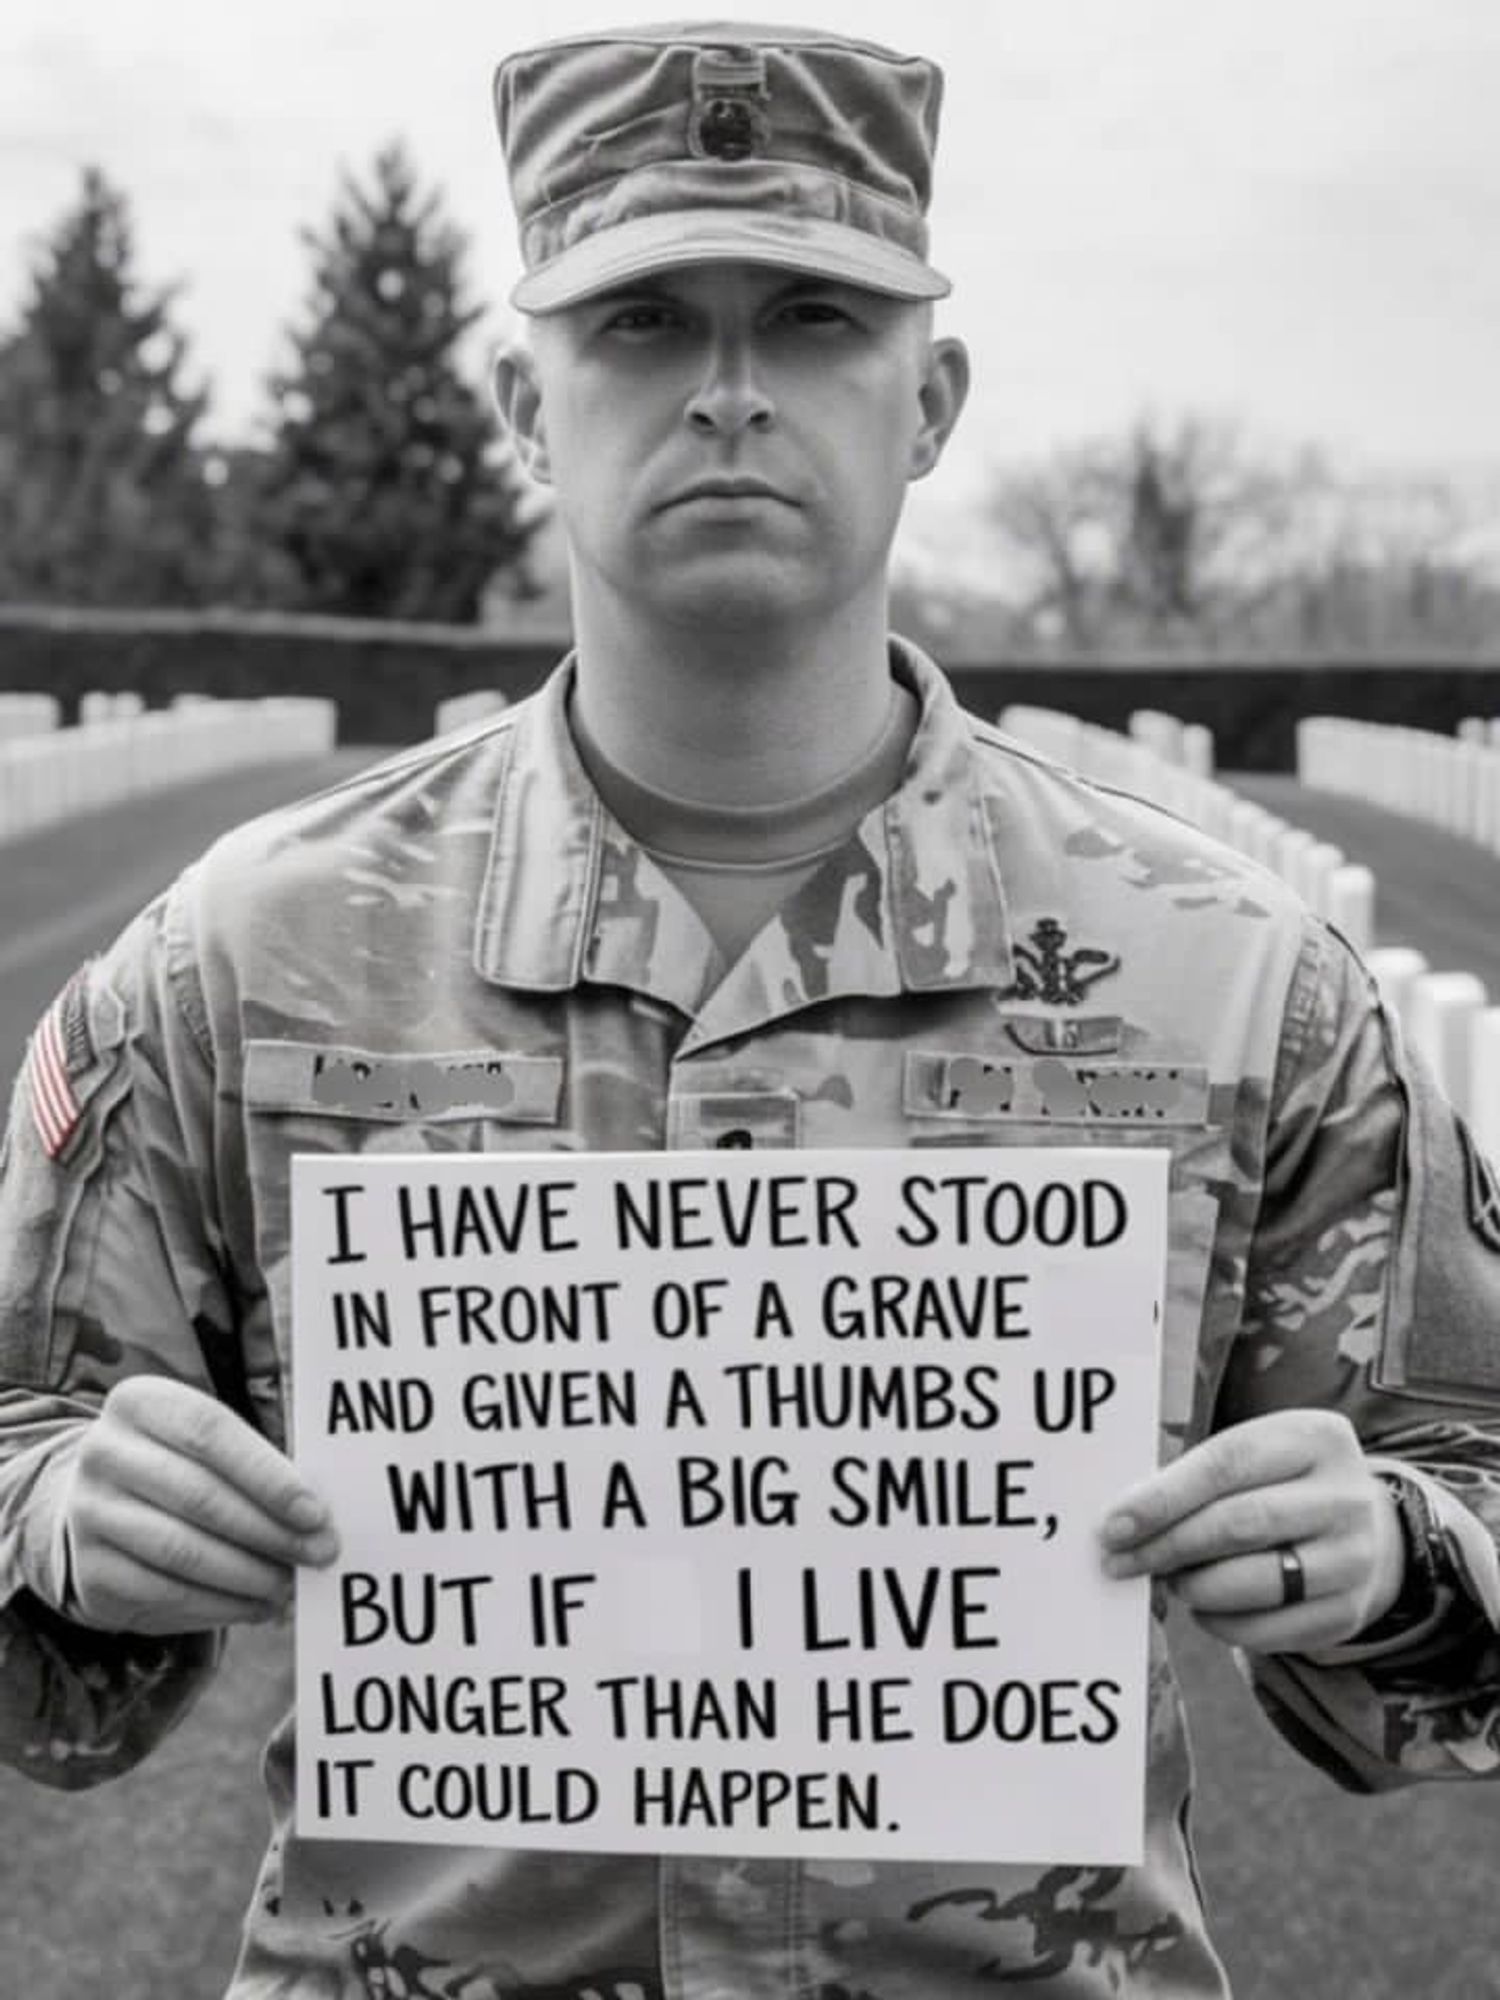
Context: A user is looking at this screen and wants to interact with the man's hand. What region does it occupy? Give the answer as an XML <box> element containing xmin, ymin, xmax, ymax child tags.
<box><xmin>1099</xmin><ymin>1411</ymin><xmax>1406</xmax><ymax>1653</ymax></box>
<box><xmin>59</xmin><ymin>1377</ymin><xmax>340</xmax><ymax>1635</ymax></box>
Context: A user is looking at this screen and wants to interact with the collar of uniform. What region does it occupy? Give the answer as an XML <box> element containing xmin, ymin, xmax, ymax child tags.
<box><xmin>473</xmin><ymin>656</ymin><xmax>718</xmax><ymax>1010</ymax></box>
<box><xmin>471</xmin><ymin>641</ymin><xmax>1014</xmax><ymax>1017</ymax></box>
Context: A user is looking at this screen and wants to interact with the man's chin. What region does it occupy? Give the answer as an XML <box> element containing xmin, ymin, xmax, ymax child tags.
<box><xmin>642</xmin><ymin>566</ymin><xmax>823</xmax><ymax>634</ymax></box>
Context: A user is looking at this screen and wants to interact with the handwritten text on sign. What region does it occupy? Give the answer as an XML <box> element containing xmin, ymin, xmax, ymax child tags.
<box><xmin>292</xmin><ymin>1147</ymin><xmax>1166</xmax><ymax>1863</ymax></box>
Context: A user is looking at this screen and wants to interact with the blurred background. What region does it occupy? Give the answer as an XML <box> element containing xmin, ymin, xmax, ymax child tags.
<box><xmin>2</xmin><ymin>0</ymin><xmax>1497</xmax><ymax>659</ymax></box>
<box><xmin>2</xmin><ymin>4</ymin><xmax>1499</xmax><ymax>1997</ymax></box>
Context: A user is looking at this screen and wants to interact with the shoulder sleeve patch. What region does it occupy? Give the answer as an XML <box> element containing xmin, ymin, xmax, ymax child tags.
<box><xmin>1377</xmin><ymin>1059</ymin><xmax>1500</xmax><ymax>1407</ymax></box>
<box><xmin>1459</xmin><ymin>1115</ymin><xmax>1500</xmax><ymax>1254</ymax></box>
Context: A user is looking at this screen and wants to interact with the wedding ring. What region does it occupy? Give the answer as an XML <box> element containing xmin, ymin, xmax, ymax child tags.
<box><xmin>1276</xmin><ymin>1543</ymin><xmax>1306</xmax><ymax>1608</ymax></box>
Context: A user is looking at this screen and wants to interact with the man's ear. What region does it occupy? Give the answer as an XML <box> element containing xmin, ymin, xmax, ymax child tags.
<box><xmin>908</xmin><ymin>334</ymin><xmax>971</xmax><ymax>483</ymax></box>
<box><xmin>492</xmin><ymin>336</ymin><xmax>551</xmax><ymax>486</ymax></box>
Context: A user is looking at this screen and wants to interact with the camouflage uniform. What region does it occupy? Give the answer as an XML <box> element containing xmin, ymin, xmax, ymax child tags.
<box><xmin>2</xmin><ymin>642</ymin><xmax>1499</xmax><ymax>2000</ymax></box>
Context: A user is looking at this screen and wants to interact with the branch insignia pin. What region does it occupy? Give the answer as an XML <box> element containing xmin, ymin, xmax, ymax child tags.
<box><xmin>1005</xmin><ymin>918</ymin><xmax>1121</xmax><ymax>1008</ymax></box>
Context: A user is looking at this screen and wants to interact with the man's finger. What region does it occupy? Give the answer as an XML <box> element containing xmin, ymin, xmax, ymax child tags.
<box><xmin>71</xmin><ymin>1540</ymin><xmax>286</xmax><ymax>1636</ymax></box>
<box><xmin>76</xmin><ymin>1489</ymin><xmax>295</xmax><ymax>1606</ymax></box>
<box><xmin>1169</xmin><ymin>1541</ymin><xmax>1365</xmax><ymax>1616</ymax></box>
<box><xmin>97</xmin><ymin>1431</ymin><xmax>338</xmax><ymax>1567</ymax></box>
<box><xmin>108</xmin><ymin>1378</ymin><xmax>330</xmax><ymax>1532</ymax></box>
<box><xmin>1100</xmin><ymin>1413</ymin><xmax>1343</xmax><ymax>1552</ymax></box>
<box><xmin>1103</xmin><ymin>1483</ymin><xmax>1344</xmax><ymax>1579</ymax></box>
<box><xmin>1190</xmin><ymin>1597</ymin><xmax>1363</xmax><ymax>1656</ymax></box>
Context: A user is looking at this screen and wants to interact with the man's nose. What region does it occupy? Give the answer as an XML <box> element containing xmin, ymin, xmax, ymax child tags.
<box><xmin>684</xmin><ymin>333</ymin><xmax>774</xmax><ymax>435</ymax></box>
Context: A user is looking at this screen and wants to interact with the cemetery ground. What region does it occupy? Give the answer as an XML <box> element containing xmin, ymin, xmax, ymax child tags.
<box><xmin>0</xmin><ymin>759</ymin><xmax>1497</xmax><ymax>1998</ymax></box>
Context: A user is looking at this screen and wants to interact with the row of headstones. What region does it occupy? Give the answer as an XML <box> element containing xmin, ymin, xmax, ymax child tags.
<box><xmin>998</xmin><ymin>705</ymin><xmax>1377</xmax><ymax>946</ymax></box>
<box><xmin>0</xmin><ymin>693</ymin><xmax>63</xmax><ymax>741</ymax></box>
<box><xmin>0</xmin><ymin>693</ymin><xmax>339</xmax><ymax>846</ymax></box>
<box><xmin>1297</xmin><ymin>714</ymin><xmax>1500</xmax><ymax>850</ymax></box>
<box><xmin>1369</xmin><ymin>949</ymin><xmax>1500</xmax><ymax>1160</ymax></box>
<box><xmin>998</xmin><ymin>703</ymin><xmax>1499</xmax><ymax>1159</ymax></box>
<box><xmin>0</xmin><ymin>691</ymin><xmax>163</xmax><ymax>739</ymax></box>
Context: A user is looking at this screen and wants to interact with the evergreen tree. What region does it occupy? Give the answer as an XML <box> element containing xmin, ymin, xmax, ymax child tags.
<box><xmin>0</xmin><ymin>167</ymin><xmax>222</xmax><ymax>606</ymax></box>
<box><xmin>257</xmin><ymin>143</ymin><xmax>534</xmax><ymax>622</ymax></box>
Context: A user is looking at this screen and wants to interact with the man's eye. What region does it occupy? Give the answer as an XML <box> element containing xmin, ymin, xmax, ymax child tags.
<box><xmin>602</xmin><ymin>304</ymin><xmax>679</xmax><ymax>335</ymax></box>
<box><xmin>779</xmin><ymin>299</ymin><xmax>853</xmax><ymax>328</ymax></box>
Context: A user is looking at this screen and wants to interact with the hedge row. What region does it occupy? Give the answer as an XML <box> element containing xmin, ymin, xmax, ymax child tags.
<box><xmin>1</xmin><ymin>607</ymin><xmax>1496</xmax><ymax>770</ymax></box>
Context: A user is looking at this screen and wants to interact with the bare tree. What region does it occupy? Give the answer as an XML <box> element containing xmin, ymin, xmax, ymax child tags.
<box><xmin>988</xmin><ymin>416</ymin><xmax>1500</xmax><ymax>653</ymax></box>
<box><xmin>990</xmin><ymin>416</ymin><xmax>1316</xmax><ymax>649</ymax></box>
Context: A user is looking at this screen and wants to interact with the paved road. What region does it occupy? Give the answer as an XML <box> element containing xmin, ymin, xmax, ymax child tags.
<box><xmin>1</xmin><ymin>761</ymin><xmax>1498</xmax><ymax>1999</ymax></box>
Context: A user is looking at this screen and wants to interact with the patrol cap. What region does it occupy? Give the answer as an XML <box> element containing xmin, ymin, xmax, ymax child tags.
<box><xmin>493</xmin><ymin>20</ymin><xmax>951</xmax><ymax>314</ymax></box>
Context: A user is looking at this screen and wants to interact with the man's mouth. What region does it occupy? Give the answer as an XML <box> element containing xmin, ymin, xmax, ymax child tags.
<box><xmin>661</xmin><ymin>478</ymin><xmax>795</xmax><ymax>509</ymax></box>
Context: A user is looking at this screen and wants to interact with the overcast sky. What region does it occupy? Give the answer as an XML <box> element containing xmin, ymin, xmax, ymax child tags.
<box><xmin>4</xmin><ymin>0</ymin><xmax>1498</xmax><ymax>554</ymax></box>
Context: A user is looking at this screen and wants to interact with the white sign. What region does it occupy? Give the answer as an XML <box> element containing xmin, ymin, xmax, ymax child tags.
<box><xmin>292</xmin><ymin>1146</ymin><xmax>1165</xmax><ymax>1864</ymax></box>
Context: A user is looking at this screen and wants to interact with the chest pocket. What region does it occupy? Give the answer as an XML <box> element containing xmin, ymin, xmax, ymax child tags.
<box><xmin>903</xmin><ymin>1048</ymin><xmax>1227</xmax><ymax>1460</ymax></box>
<box><xmin>240</xmin><ymin>1040</ymin><xmax>564</xmax><ymax>1359</ymax></box>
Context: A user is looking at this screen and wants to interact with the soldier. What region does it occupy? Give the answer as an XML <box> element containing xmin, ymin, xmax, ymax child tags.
<box><xmin>1</xmin><ymin>20</ymin><xmax>1499</xmax><ymax>2000</ymax></box>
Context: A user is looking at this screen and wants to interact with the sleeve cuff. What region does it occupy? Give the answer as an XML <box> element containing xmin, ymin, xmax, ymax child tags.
<box><xmin>1369</xmin><ymin>1458</ymin><xmax>1500</xmax><ymax>1625</ymax></box>
<box><xmin>0</xmin><ymin>1428</ymin><xmax>86</xmax><ymax>1616</ymax></box>
<box><xmin>1307</xmin><ymin>1458</ymin><xmax>1500</xmax><ymax>1667</ymax></box>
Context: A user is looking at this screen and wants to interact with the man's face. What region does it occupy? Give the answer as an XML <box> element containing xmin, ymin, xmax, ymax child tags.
<box><xmin>508</xmin><ymin>261</ymin><xmax>966</xmax><ymax>632</ymax></box>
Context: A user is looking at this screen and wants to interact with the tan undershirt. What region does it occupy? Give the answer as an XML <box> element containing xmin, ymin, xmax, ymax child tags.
<box><xmin>570</xmin><ymin>678</ymin><xmax>920</xmax><ymax>967</ymax></box>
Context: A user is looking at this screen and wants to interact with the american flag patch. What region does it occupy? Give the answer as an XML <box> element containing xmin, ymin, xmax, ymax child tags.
<box><xmin>24</xmin><ymin>972</ymin><xmax>94</xmax><ymax>1160</ymax></box>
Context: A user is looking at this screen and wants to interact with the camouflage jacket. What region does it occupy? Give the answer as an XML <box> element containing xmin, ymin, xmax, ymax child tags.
<box><xmin>2</xmin><ymin>642</ymin><xmax>1500</xmax><ymax>2000</ymax></box>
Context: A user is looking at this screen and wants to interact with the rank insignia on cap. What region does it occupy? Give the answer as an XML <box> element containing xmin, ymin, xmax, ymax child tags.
<box><xmin>23</xmin><ymin>969</ymin><xmax>94</xmax><ymax>1160</ymax></box>
<box><xmin>496</xmin><ymin>25</ymin><xmax>950</xmax><ymax>314</ymax></box>
<box><xmin>689</xmin><ymin>45</ymin><xmax>770</xmax><ymax>161</ymax></box>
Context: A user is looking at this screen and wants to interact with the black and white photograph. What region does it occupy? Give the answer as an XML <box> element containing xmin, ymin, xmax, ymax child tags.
<box><xmin>1</xmin><ymin>4</ymin><xmax>1498</xmax><ymax>1996</ymax></box>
